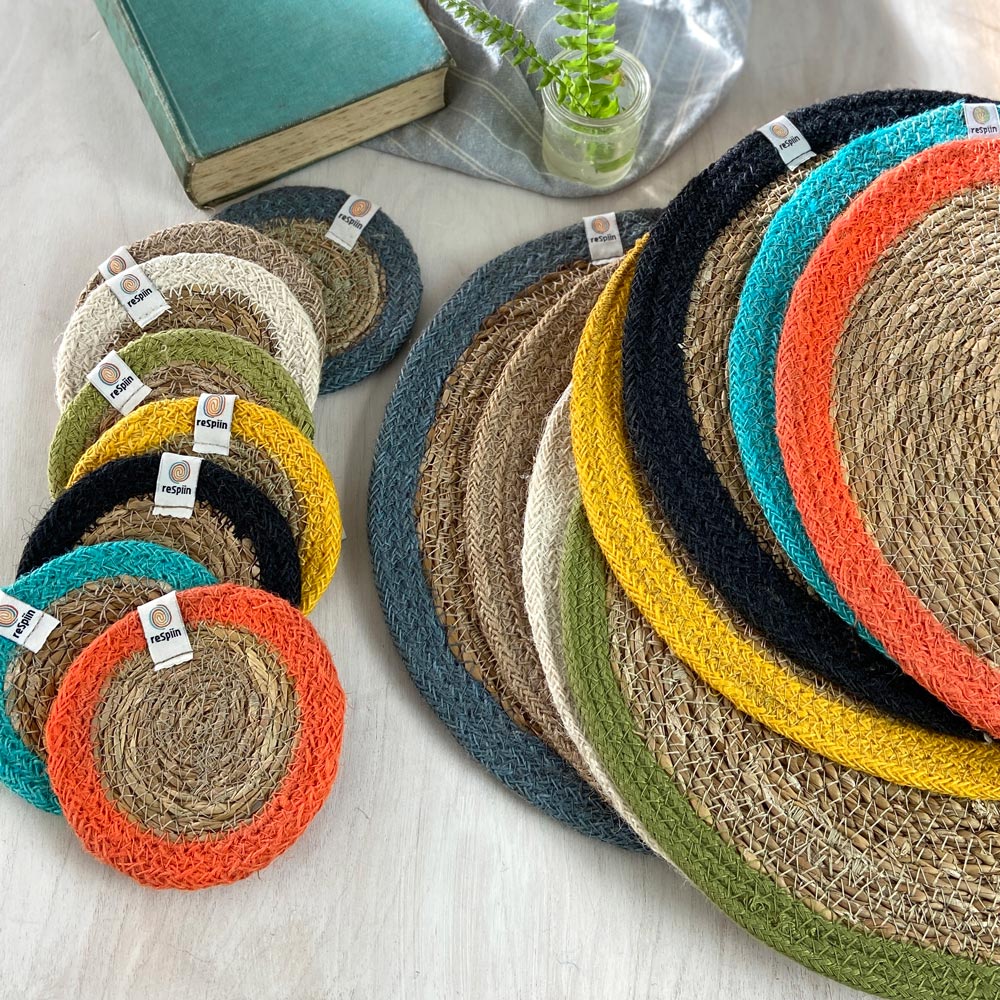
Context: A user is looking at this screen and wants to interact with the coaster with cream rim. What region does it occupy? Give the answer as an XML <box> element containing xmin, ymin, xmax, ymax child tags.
<box><xmin>369</xmin><ymin>213</ymin><xmax>657</xmax><ymax>846</ymax></box>
<box><xmin>19</xmin><ymin>455</ymin><xmax>302</xmax><ymax>607</ymax></box>
<box><xmin>776</xmin><ymin>138</ymin><xmax>1000</xmax><ymax>737</ymax></box>
<box><xmin>45</xmin><ymin>584</ymin><xmax>345</xmax><ymax>889</ymax></box>
<box><xmin>571</xmin><ymin>240</ymin><xmax>1000</xmax><ymax>797</ymax></box>
<box><xmin>49</xmin><ymin>328</ymin><xmax>315</xmax><ymax>497</ymax></box>
<box><xmin>65</xmin><ymin>398</ymin><xmax>340</xmax><ymax>613</ymax></box>
<box><xmin>216</xmin><ymin>186</ymin><xmax>421</xmax><ymax>393</ymax></box>
<box><xmin>56</xmin><ymin>252</ymin><xmax>322</xmax><ymax>409</ymax></box>
<box><xmin>0</xmin><ymin>541</ymin><xmax>215</xmax><ymax>812</ymax></box>
<box><xmin>621</xmin><ymin>91</ymin><xmax>976</xmax><ymax>736</ymax></box>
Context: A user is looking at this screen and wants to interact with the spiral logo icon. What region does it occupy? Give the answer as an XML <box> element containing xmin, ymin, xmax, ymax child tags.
<box><xmin>350</xmin><ymin>198</ymin><xmax>372</xmax><ymax>218</ymax></box>
<box><xmin>149</xmin><ymin>605</ymin><xmax>172</xmax><ymax>630</ymax></box>
<box><xmin>770</xmin><ymin>122</ymin><xmax>789</xmax><ymax>139</ymax></box>
<box><xmin>591</xmin><ymin>217</ymin><xmax>610</xmax><ymax>234</ymax></box>
<box><xmin>120</xmin><ymin>274</ymin><xmax>141</xmax><ymax>294</ymax></box>
<box><xmin>169</xmin><ymin>460</ymin><xmax>191</xmax><ymax>483</ymax></box>
<box><xmin>0</xmin><ymin>605</ymin><xmax>18</xmax><ymax>627</ymax></box>
<box><xmin>974</xmin><ymin>105</ymin><xmax>991</xmax><ymax>125</ymax></box>
<box><xmin>203</xmin><ymin>394</ymin><xmax>225</xmax><ymax>418</ymax></box>
<box><xmin>98</xmin><ymin>362</ymin><xmax>121</xmax><ymax>385</ymax></box>
<box><xmin>107</xmin><ymin>255</ymin><xmax>128</xmax><ymax>275</ymax></box>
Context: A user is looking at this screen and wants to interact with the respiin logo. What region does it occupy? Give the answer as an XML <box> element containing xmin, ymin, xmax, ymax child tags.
<box><xmin>107</xmin><ymin>255</ymin><xmax>128</xmax><ymax>275</ymax></box>
<box><xmin>974</xmin><ymin>105</ymin><xmax>992</xmax><ymax>125</ymax></box>
<box><xmin>98</xmin><ymin>362</ymin><xmax>121</xmax><ymax>385</ymax></box>
<box><xmin>350</xmin><ymin>198</ymin><xmax>372</xmax><ymax>218</ymax></box>
<box><xmin>591</xmin><ymin>216</ymin><xmax>610</xmax><ymax>234</ymax></box>
<box><xmin>0</xmin><ymin>605</ymin><xmax>18</xmax><ymax>627</ymax></box>
<box><xmin>770</xmin><ymin>121</ymin><xmax>789</xmax><ymax>139</ymax></box>
<box><xmin>149</xmin><ymin>605</ymin><xmax>172</xmax><ymax>630</ymax></box>
<box><xmin>202</xmin><ymin>394</ymin><xmax>225</xmax><ymax>418</ymax></box>
<box><xmin>169</xmin><ymin>460</ymin><xmax>191</xmax><ymax>484</ymax></box>
<box><xmin>120</xmin><ymin>274</ymin><xmax>141</xmax><ymax>295</ymax></box>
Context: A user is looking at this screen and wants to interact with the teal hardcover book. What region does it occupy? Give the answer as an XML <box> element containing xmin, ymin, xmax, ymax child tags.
<box><xmin>95</xmin><ymin>0</ymin><xmax>451</xmax><ymax>205</ymax></box>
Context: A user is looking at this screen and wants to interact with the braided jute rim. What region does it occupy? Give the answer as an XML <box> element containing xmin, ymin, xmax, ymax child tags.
<box><xmin>369</xmin><ymin>212</ymin><xmax>658</xmax><ymax>846</ymax></box>
<box><xmin>215</xmin><ymin>186</ymin><xmax>422</xmax><ymax>393</ymax></box>
<box><xmin>46</xmin><ymin>584</ymin><xmax>345</xmax><ymax>890</ymax></box>
<box><xmin>622</xmin><ymin>91</ymin><xmax>976</xmax><ymax>737</ymax></box>
<box><xmin>0</xmin><ymin>541</ymin><xmax>215</xmax><ymax>813</ymax></box>
<box><xmin>20</xmin><ymin>454</ymin><xmax>302</xmax><ymax>607</ymax></box>
<box><xmin>67</xmin><ymin>398</ymin><xmax>339</xmax><ymax>613</ymax></box>
<box><xmin>560</xmin><ymin>509</ymin><xmax>1000</xmax><ymax>998</ymax></box>
<box><xmin>729</xmin><ymin>99</ymin><xmax>991</xmax><ymax>661</ymax></box>
<box><xmin>776</xmin><ymin>139</ymin><xmax>1000</xmax><ymax>737</ymax></box>
<box><xmin>76</xmin><ymin>220</ymin><xmax>328</xmax><ymax>345</ymax></box>
<box><xmin>56</xmin><ymin>252</ymin><xmax>322</xmax><ymax>410</ymax></box>
<box><xmin>571</xmin><ymin>240</ymin><xmax>1000</xmax><ymax>797</ymax></box>
<box><xmin>49</xmin><ymin>327</ymin><xmax>315</xmax><ymax>496</ymax></box>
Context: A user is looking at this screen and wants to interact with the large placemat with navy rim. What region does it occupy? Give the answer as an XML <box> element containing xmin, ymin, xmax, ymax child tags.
<box><xmin>620</xmin><ymin>89</ymin><xmax>976</xmax><ymax>736</ymax></box>
<box><xmin>369</xmin><ymin>214</ymin><xmax>657</xmax><ymax>846</ymax></box>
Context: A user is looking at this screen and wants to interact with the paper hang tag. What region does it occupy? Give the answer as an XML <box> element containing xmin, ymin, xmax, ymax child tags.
<box><xmin>106</xmin><ymin>264</ymin><xmax>170</xmax><ymax>328</ymax></box>
<box><xmin>192</xmin><ymin>393</ymin><xmax>237</xmax><ymax>455</ymax></box>
<box><xmin>138</xmin><ymin>591</ymin><xmax>193</xmax><ymax>670</ymax></box>
<box><xmin>86</xmin><ymin>350</ymin><xmax>151</xmax><ymax>414</ymax></box>
<box><xmin>583</xmin><ymin>213</ymin><xmax>624</xmax><ymax>264</ymax></box>
<box><xmin>758</xmin><ymin>115</ymin><xmax>815</xmax><ymax>170</ymax></box>
<box><xmin>153</xmin><ymin>453</ymin><xmax>202</xmax><ymax>519</ymax></box>
<box><xmin>0</xmin><ymin>591</ymin><xmax>59</xmax><ymax>653</ymax></box>
<box><xmin>98</xmin><ymin>246</ymin><xmax>139</xmax><ymax>281</ymax></box>
<box><xmin>964</xmin><ymin>102</ymin><xmax>1000</xmax><ymax>136</ymax></box>
<box><xmin>325</xmin><ymin>195</ymin><xmax>380</xmax><ymax>251</ymax></box>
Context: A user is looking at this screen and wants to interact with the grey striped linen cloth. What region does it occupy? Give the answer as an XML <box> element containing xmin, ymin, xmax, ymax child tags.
<box><xmin>365</xmin><ymin>0</ymin><xmax>750</xmax><ymax>197</ymax></box>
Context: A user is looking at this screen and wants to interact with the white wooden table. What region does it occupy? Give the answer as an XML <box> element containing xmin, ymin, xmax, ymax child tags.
<box><xmin>2</xmin><ymin>2</ymin><xmax>997</xmax><ymax>997</ymax></box>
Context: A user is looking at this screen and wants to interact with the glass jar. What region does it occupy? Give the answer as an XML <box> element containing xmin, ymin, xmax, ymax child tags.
<box><xmin>540</xmin><ymin>48</ymin><xmax>651</xmax><ymax>187</ymax></box>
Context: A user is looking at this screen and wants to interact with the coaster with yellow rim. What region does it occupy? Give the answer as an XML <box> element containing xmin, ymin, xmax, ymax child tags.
<box><xmin>216</xmin><ymin>186</ymin><xmax>421</xmax><ymax>393</ymax></box>
<box><xmin>570</xmin><ymin>239</ymin><xmax>1000</xmax><ymax>798</ymax></box>
<box><xmin>45</xmin><ymin>583</ymin><xmax>345</xmax><ymax>889</ymax></box>
<box><xmin>65</xmin><ymin>398</ymin><xmax>340</xmax><ymax>613</ymax></box>
<box><xmin>49</xmin><ymin>328</ymin><xmax>315</xmax><ymax>497</ymax></box>
<box><xmin>0</xmin><ymin>541</ymin><xmax>215</xmax><ymax>813</ymax></box>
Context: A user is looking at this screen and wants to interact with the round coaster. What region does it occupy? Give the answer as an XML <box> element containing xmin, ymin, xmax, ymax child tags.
<box><xmin>571</xmin><ymin>240</ymin><xmax>1000</xmax><ymax>797</ymax></box>
<box><xmin>45</xmin><ymin>584</ymin><xmax>345</xmax><ymax>889</ymax></box>
<box><xmin>561</xmin><ymin>506</ymin><xmax>1000</xmax><ymax>998</ymax></box>
<box><xmin>0</xmin><ymin>541</ymin><xmax>215</xmax><ymax>813</ymax></box>
<box><xmin>369</xmin><ymin>213</ymin><xmax>657</xmax><ymax>846</ymax></box>
<box><xmin>56</xmin><ymin>252</ymin><xmax>322</xmax><ymax>410</ymax></box>
<box><xmin>776</xmin><ymin>139</ymin><xmax>1000</xmax><ymax>737</ymax></box>
<box><xmin>66</xmin><ymin>398</ymin><xmax>340</xmax><ymax>613</ymax></box>
<box><xmin>19</xmin><ymin>455</ymin><xmax>302</xmax><ymax>607</ymax></box>
<box><xmin>49</xmin><ymin>328</ymin><xmax>315</xmax><ymax>497</ymax></box>
<box><xmin>215</xmin><ymin>186</ymin><xmax>421</xmax><ymax>393</ymax></box>
<box><xmin>75</xmin><ymin>220</ymin><xmax>327</xmax><ymax>343</ymax></box>
<box><xmin>622</xmin><ymin>92</ymin><xmax>975</xmax><ymax>736</ymax></box>
<box><xmin>729</xmin><ymin>99</ymin><xmax>991</xmax><ymax>656</ymax></box>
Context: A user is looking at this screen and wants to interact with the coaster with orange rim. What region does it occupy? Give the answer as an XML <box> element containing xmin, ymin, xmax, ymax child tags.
<box><xmin>775</xmin><ymin>137</ymin><xmax>1000</xmax><ymax>737</ymax></box>
<box><xmin>45</xmin><ymin>584</ymin><xmax>345</xmax><ymax>889</ymax></box>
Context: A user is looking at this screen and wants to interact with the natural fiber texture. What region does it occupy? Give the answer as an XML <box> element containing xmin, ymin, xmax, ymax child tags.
<box><xmin>19</xmin><ymin>455</ymin><xmax>302</xmax><ymax>607</ymax></box>
<box><xmin>0</xmin><ymin>542</ymin><xmax>214</xmax><ymax>813</ymax></box>
<box><xmin>76</xmin><ymin>220</ymin><xmax>327</xmax><ymax>344</ymax></box>
<box><xmin>46</xmin><ymin>584</ymin><xmax>345</xmax><ymax>889</ymax></box>
<box><xmin>623</xmin><ymin>92</ymin><xmax>976</xmax><ymax>736</ymax></box>
<box><xmin>776</xmin><ymin>139</ymin><xmax>1000</xmax><ymax>737</ymax></box>
<box><xmin>49</xmin><ymin>327</ymin><xmax>315</xmax><ymax>496</ymax></box>
<box><xmin>369</xmin><ymin>213</ymin><xmax>657</xmax><ymax>846</ymax></box>
<box><xmin>560</xmin><ymin>508</ymin><xmax>1000</xmax><ymax>997</ymax></box>
<box><xmin>216</xmin><ymin>186</ymin><xmax>422</xmax><ymax>393</ymax></box>
<box><xmin>571</xmin><ymin>239</ymin><xmax>1000</xmax><ymax>797</ymax></box>
<box><xmin>56</xmin><ymin>252</ymin><xmax>322</xmax><ymax>409</ymax></box>
<box><xmin>464</xmin><ymin>267</ymin><xmax>610</xmax><ymax>767</ymax></box>
<box><xmin>66</xmin><ymin>398</ymin><xmax>340</xmax><ymax>613</ymax></box>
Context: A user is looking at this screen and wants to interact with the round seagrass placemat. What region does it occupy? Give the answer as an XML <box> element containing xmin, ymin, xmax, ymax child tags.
<box><xmin>560</xmin><ymin>504</ymin><xmax>1000</xmax><ymax>999</ymax></box>
<box><xmin>56</xmin><ymin>252</ymin><xmax>322</xmax><ymax>409</ymax></box>
<box><xmin>369</xmin><ymin>213</ymin><xmax>657</xmax><ymax>846</ymax></box>
<box><xmin>49</xmin><ymin>328</ymin><xmax>315</xmax><ymax>496</ymax></box>
<box><xmin>76</xmin><ymin>220</ymin><xmax>327</xmax><ymax>344</ymax></box>
<box><xmin>216</xmin><ymin>186</ymin><xmax>421</xmax><ymax>393</ymax></box>
<box><xmin>19</xmin><ymin>455</ymin><xmax>302</xmax><ymax>606</ymax></box>
<box><xmin>571</xmin><ymin>240</ymin><xmax>1000</xmax><ymax>797</ymax></box>
<box><xmin>0</xmin><ymin>541</ymin><xmax>215</xmax><ymax>813</ymax></box>
<box><xmin>65</xmin><ymin>398</ymin><xmax>340</xmax><ymax>613</ymax></box>
<box><xmin>621</xmin><ymin>90</ymin><xmax>976</xmax><ymax>736</ymax></box>
<box><xmin>46</xmin><ymin>584</ymin><xmax>345</xmax><ymax>889</ymax></box>
<box><xmin>776</xmin><ymin>139</ymin><xmax>1000</xmax><ymax>737</ymax></box>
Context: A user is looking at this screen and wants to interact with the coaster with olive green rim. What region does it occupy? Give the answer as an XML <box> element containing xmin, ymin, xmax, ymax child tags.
<box><xmin>49</xmin><ymin>328</ymin><xmax>315</xmax><ymax>497</ymax></box>
<box><xmin>621</xmin><ymin>90</ymin><xmax>978</xmax><ymax>736</ymax></box>
<box><xmin>76</xmin><ymin>220</ymin><xmax>327</xmax><ymax>344</ymax></box>
<box><xmin>0</xmin><ymin>541</ymin><xmax>215</xmax><ymax>813</ymax></box>
<box><xmin>369</xmin><ymin>213</ymin><xmax>658</xmax><ymax>847</ymax></box>
<box><xmin>20</xmin><ymin>455</ymin><xmax>302</xmax><ymax>607</ymax></box>
<box><xmin>215</xmin><ymin>186</ymin><xmax>421</xmax><ymax>393</ymax></box>
<box><xmin>571</xmin><ymin>240</ymin><xmax>1000</xmax><ymax>798</ymax></box>
<box><xmin>56</xmin><ymin>252</ymin><xmax>322</xmax><ymax>409</ymax></box>
<box><xmin>65</xmin><ymin>398</ymin><xmax>339</xmax><ymax>613</ymax></box>
<box><xmin>46</xmin><ymin>584</ymin><xmax>345</xmax><ymax>889</ymax></box>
